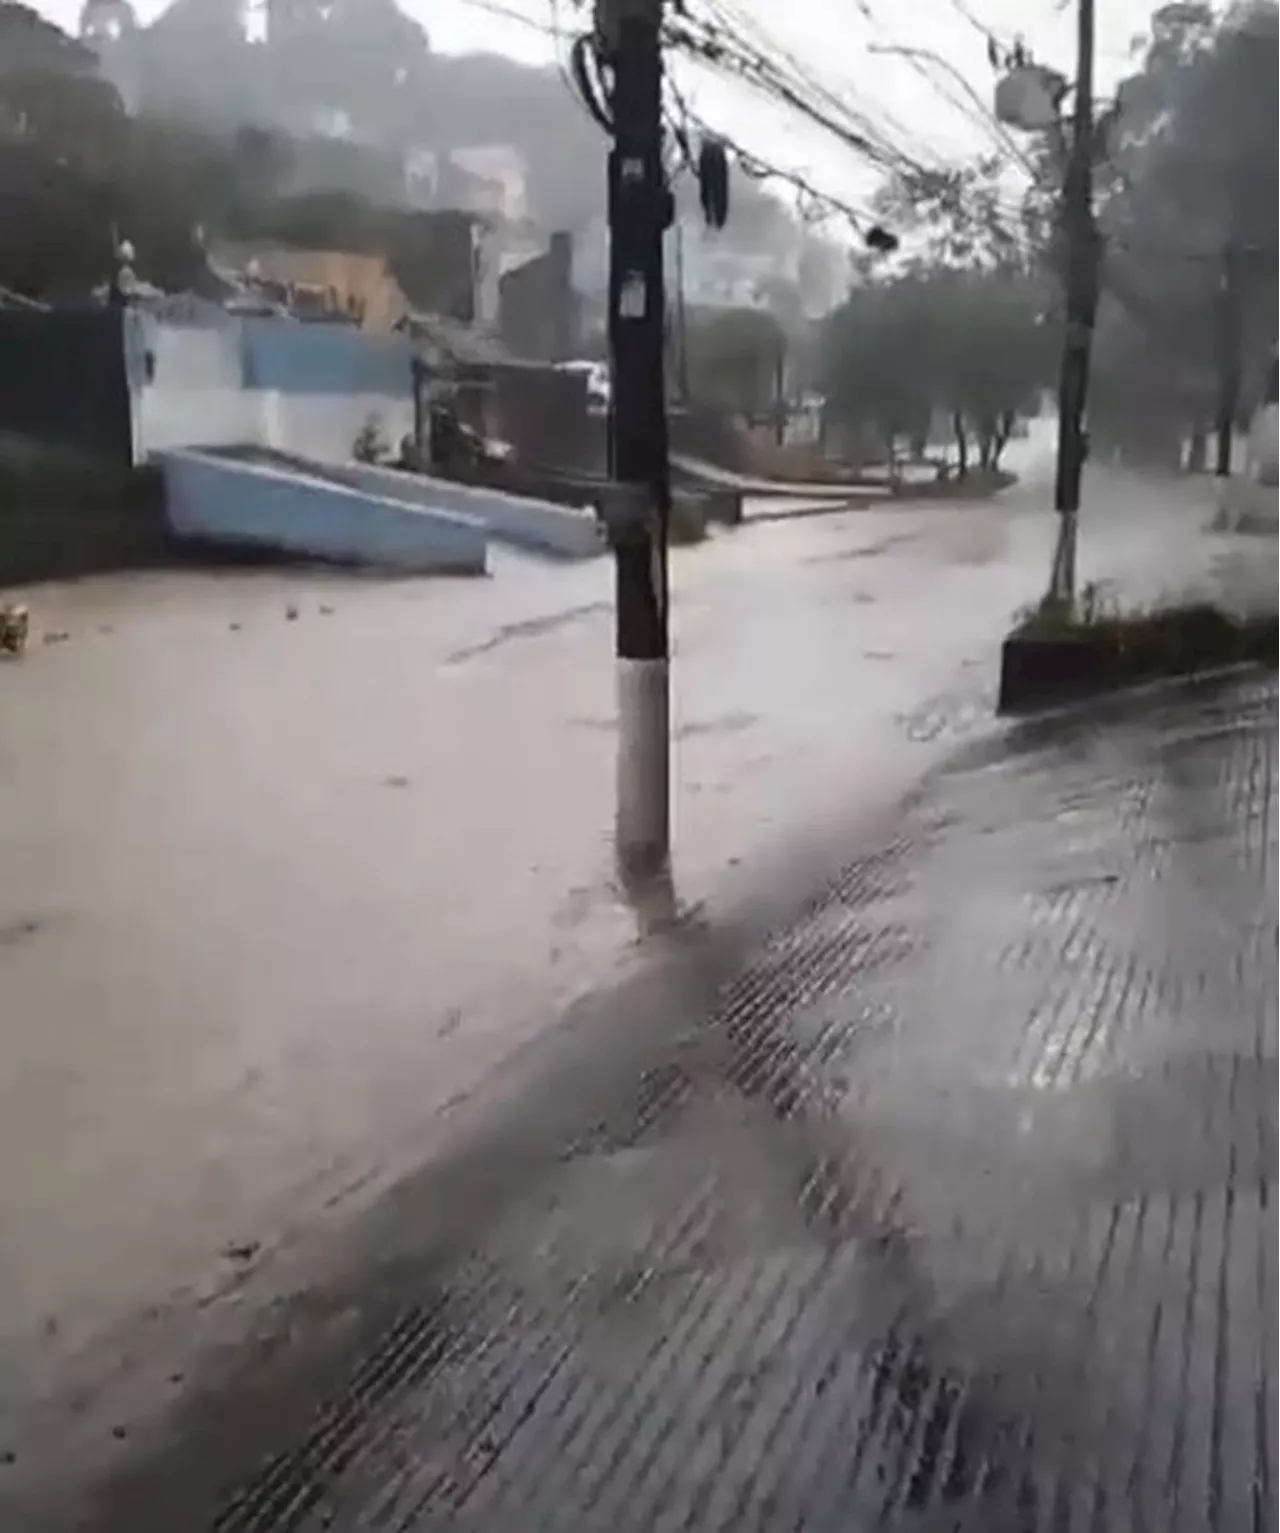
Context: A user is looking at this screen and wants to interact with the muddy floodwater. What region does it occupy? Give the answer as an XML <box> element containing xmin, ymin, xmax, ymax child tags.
<box><xmin>0</xmin><ymin>447</ymin><xmax>1253</xmax><ymax>1508</ymax></box>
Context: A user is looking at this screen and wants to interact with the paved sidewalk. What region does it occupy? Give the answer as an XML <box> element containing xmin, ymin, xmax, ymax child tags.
<box><xmin>83</xmin><ymin>669</ymin><xmax>1273</xmax><ymax>1533</ymax></box>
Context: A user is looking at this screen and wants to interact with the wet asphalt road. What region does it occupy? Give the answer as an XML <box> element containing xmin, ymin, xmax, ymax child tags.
<box><xmin>0</xmin><ymin>446</ymin><xmax>1274</xmax><ymax>1528</ymax></box>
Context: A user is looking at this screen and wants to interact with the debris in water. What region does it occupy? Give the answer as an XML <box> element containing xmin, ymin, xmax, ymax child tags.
<box><xmin>0</xmin><ymin>601</ymin><xmax>29</xmax><ymax>655</ymax></box>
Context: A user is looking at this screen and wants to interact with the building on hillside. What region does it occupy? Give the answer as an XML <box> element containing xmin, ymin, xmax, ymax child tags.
<box><xmin>498</xmin><ymin>231</ymin><xmax>578</xmax><ymax>363</ymax></box>
<box><xmin>448</xmin><ymin>145</ymin><xmax>529</xmax><ymax>223</ymax></box>
<box><xmin>77</xmin><ymin>0</ymin><xmax>141</xmax><ymax>110</ymax></box>
<box><xmin>208</xmin><ymin>242</ymin><xmax>410</xmax><ymax>330</ymax></box>
<box><xmin>386</xmin><ymin>209</ymin><xmax>495</xmax><ymax>329</ymax></box>
<box><xmin>206</xmin><ymin>207</ymin><xmax>512</xmax><ymax>341</ymax></box>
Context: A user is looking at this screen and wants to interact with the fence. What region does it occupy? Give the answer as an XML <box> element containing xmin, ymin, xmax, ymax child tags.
<box><xmin>0</xmin><ymin>307</ymin><xmax>132</xmax><ymax>466</ymax></box>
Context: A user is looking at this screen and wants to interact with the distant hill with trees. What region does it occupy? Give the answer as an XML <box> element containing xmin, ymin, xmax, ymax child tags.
<box><xmin>0</xmin><ymin>0</ymin><xmax>844</xmax><ymax>309</ymax></box>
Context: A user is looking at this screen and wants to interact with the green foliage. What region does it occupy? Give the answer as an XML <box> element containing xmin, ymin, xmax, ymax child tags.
<box><xmin>668</xmin><ymin>491</ymin><xmax>710</xmax><ymax>545</ymax></box>
<box><xmin>874</xmin><ymin>155</ymin><xmax>1030</xmax><ymax>272</ymax></box>
<box><xmin>825</xmin><ymin>143</ymin><xmax>1054</xmax><ymax>472</ymax></box>
<box><xmin>820</xmin><ymin>276</ymin><xmax>934</xmax><ymax>457</ymax></box>
<box><xmin>820</xmin><ymin>264</ymin><xmax>1051</xmax><ymax>471</ymax></box>
<box><xmin>684</xmin><ymin>306</ymin><xmax>785</xmax><ymax>422</ymax></box>
<box><xmin>0</xmin><ymin>0</ymin><xmax>405</xmax><ymax>299</ymax></box>
<box><xmin>0</xmin><ymin>0</ymin><xmax>96</xmax><ymax>71</ymax></box>
<box><xmin>1089</xmin><ymin>0</ymin><xmax>1279</xmax><ymax>447</ymax></box>
<box><xmin>0</xmin><ymin>0</ymin><xmax>840</xmax><ymax>310</ymax></box>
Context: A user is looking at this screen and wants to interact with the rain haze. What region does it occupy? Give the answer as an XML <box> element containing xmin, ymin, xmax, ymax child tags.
<box><xmin>0</xmin><ymin>0</ymin><xmax>1275</xmax><ymax>1529</ymax></box>
<box><xmin>29</xmin><ymin>0</ymin><xmax>1154</xmax><ymax>201</ymax></box>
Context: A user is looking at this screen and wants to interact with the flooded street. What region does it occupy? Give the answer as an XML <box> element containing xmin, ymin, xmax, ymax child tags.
<box><xmin>0</xmin><ymin>443</ymin><xmax>1258</xmax><ymax>1511</ymax></box>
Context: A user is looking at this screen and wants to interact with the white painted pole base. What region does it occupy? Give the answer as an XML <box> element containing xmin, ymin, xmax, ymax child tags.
<box><xmin>616</xmin><ymin>656</ymin><xmax>670</xmax><ymax>879</ymax></box>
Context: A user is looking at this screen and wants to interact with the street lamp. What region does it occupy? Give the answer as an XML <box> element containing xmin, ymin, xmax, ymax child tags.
<box><xmin>871</xmin><ymin>44</ymin><xmax>1032</xmax><ymax>148</ymax></box>
<box><xmin>994</xmin><ymin>62</ymin><xmax>1070</xmax><ymax>134</ymax></box>
<box><xmin>993</xmin><ymin>10</ymin><xmax>1097</xmax><ymax>611</ymax></box>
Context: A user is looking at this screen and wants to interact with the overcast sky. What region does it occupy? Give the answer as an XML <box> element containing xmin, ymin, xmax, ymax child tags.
<box><xmin>33</xmin><ymin>0</ymin><xmax>1159</xmax><ymax>222</ymax></box>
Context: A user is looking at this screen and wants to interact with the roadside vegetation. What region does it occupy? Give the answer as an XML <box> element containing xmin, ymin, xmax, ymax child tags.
<box><xmin>1000</xmin><ymin>581</ymin><xmax>1277</xmax><ymax>712</ymax></box>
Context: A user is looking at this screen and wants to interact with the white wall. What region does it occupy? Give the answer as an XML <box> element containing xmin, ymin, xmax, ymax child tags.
<box><xmin>134</xmin><ymin>319</ymin><xmax>259</xmax><ymax>461</ymax></box>
<box><xmin>138</xmin><ymin>385</ymin><xmax>415</xmax><ymax>467</ymax></box>
<box><xmin>265</xmin><ymin>392</ymin><xmax>414</xmax><ymax>465</ymax></box>
<box><xmin>137</xmin><ymin>385</ymin><xmax>262</xmax><ymax>458</ymax></box>
<box><xmin>133</xmin><ymin>317</ymin><xmax>416</xmax><ymax>468</ymax></box>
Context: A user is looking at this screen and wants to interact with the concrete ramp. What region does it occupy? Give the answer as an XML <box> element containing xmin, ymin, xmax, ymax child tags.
<box><xmin>158</xmin><ymin>450</ymin><xmax>487</xmax><ymax>575</ymax></box>
<box><xmin>671</xmin><ymin>451</ymin><xmax>892</xmax><ymax>502</ymax></box>
<box><xmin>312</xmin><ymin>460</ymin><xmax>606</xmax><ymax>560</ymax></box>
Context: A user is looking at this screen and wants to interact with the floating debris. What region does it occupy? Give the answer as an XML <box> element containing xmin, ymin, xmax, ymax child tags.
<box><xmin>1</xmin><ymin>602</ymin><xmax>30</xmax><ymax>656</ymax></box>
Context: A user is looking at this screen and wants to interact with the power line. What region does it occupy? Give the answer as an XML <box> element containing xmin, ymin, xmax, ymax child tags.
<box><xmin>946</xmin><ymin>0</ymin><xmax>1015</xmax><ymax>54</ymax></box>
<box><xmin>451</xmin><ymin>0</ymin><xmax>558</xmax><ymax>35</ymax></box>
<box><xmin>847</xmin><ymin>0</ymin><xmax>1027</xmax><ymax>169</ymax></box>
<box><xmin>711</xmin><ymin>0</ymin><xmax>949</xmax><ymax>172</ymax></box>
<box><xmin>666</xmin><ymin>1</ymin><xmax>941</xmax><ymax>181</ymax></box>
<box><xmin>578</xmin><ymin>1</ymin><xmax>1038</xmax><ymax>256</ymax></box>
<box><xmin>667</xmin><ymin>94</ymin><xmax>890</xmax><ymax>234</ymax></box>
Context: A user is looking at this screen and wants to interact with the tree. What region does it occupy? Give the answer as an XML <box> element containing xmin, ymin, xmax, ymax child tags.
<box><xmin>820</xmin><ymin>275</ymin><xmax>934</xmax><ymax>468</ymax></box>
<box><xmin>0</xmin><ymin>0</ymin><xmax>96</xmax><ymax>72</ymax></box>
<box><xmin>0</xmin><ymin>1</ymin><xmax>129</xmax><ymax>169</ymax></box>
<box><xmin>1087</xmin><ymin>1</ymin><xmax>1279</xmax><ymax>458</ymax></box>
<box><xmin>874</xmin><ymin>155</ymin><xmax>1030</xmax><ymax>272</ymax></box>
<box><xmin>931</xmin><ymin>268</ymin><xmax>1051</xmax><ymax>469</ymax></box>
<box><xmin>0</xmin><ymin>3</ymin><xmax>131</xmax><ymax>294</ymax></box>
<box><xmin>820</xmin><ymin>263</ymin><xmax>1050</xmax><ymax>474</ymax></box>
<box><xmin>685</xmin><ymin>305</ymin><xmax>786</xmax><ymax>423</ymax></box>
<box><xmin>0</xmin><ymin>5</ymin><xmax>294</xmax><ymax>297</ymax></box>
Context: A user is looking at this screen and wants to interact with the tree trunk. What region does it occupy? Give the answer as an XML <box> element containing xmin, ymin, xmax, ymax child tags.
<box><xmin>991</xmin><ymin>409</ymin><xmax>1016</xmax><ymax>471</ymax></box>
<box><xmin>952</xmin><ymin>411</ymin><xmax>968</xmax><ymax>478</ymax></box>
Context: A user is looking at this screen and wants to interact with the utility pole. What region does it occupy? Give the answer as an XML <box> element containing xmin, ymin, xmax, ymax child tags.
<box><xmin>595</xmin><ymin>0</ymin><xmax>672</xmax><ymax>880</ymax></box>
<box><xmin>1214</xmin><ymin>241</ymin><xmax>1242</xmax><ymax>481</ymax></box>
<box><xmin>1049</xmin><ymin>0</ymin><xmax>1098</xmax><ymax>608</ymax></box>
<box><xmin>772</xmin><ymin>331</ymin><xmax>787</xmax><ymax>447</ymax></box>
<box><xmin>673</xmin><ymin>220</ymin><xmax>689</xmax><ymax>405</ymax></box>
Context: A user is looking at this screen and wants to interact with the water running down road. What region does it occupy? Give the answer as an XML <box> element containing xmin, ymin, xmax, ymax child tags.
<box><xmin>0</xmin><ymin>441</ymin><xmax>1272</xmax><ymax>1528</ymax></box>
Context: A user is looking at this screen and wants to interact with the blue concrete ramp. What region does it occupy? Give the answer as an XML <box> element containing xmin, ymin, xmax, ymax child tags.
<box><xmin>158</xmin><ymin>450</ymin><xmax>487</xmax><ymax>575</ymax></box>
<box><xmin>309</xmin><ymin>460</ymin><xmax>607</xmax><ymax>561</ymax></box>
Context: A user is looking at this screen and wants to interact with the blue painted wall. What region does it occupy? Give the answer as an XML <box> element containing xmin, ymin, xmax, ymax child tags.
<box><xmin>159</xmin><ymin>450</ymin><xmax>487</xmax><ymax>575</ymax></box>
<box><xmin>238</xmin><ymin>319</ymin><xmax>414</xmax><ymax>398</ymax></box>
